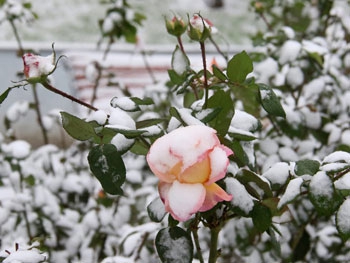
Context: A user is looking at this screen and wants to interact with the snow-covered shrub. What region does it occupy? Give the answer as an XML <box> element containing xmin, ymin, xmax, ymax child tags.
<box><xmin>1</xmin><ymin>0</ymin><xmax>350</xmax><ymax>262</ymax></box>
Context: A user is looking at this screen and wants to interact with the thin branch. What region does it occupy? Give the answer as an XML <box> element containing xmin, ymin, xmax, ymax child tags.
<box><xmin>32</xmin><ymin>84</ymin><xmax>49</xmax><ymax>144</ymax></box>
<box><xmin>200</xmin><ymin>41</ymin><xmax>209</xmax><ymax>108</ymax></box>
<box><xmin>41</xmin><ymin>81</ymin><xmax>98</xmax><ymax>112</ymax></box>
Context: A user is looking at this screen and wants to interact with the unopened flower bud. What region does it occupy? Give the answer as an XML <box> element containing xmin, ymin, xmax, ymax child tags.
<box><xmin>165</xmin><ymin>16</ymin><xmax>187</xmax><ymax>37</ymax></box>
<box><xmin>22</xmin><ymin>53</ymin><xmax>55</xmax><ymax>82</ymax></box>
<box><xmin>187</xmin><ymin>14</ymin><xmax>214</xmax><ymax>42</ymax></box>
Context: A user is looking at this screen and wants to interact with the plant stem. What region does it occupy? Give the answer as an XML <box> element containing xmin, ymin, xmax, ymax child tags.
<box><xmin>32</xmin><ymin>84</ymin><xmax>49</xmax><ymax>144</ymax></box>
<box><xmin>90</xmin><ymin>62</ymin><xmax>102</xmax><ymax>111</ymax></box>
<box><xmin>177</xmin><ymin>36</ymin><xmax>185</xmax><ymax>53</ymax></box>
<box><xmin>9</xmin><ymin>19</ymin><xmax>24</xmax><ymax>56</ymax></box>
<box><xmin>41</xmin><ymin>81</ymin><xmax>98</xmax><ymax>112</ymax></box>
<box><xmin>208</xmin><ymin>226</ymin><xmax>221</xmax><ymax>263</ymax></box>
<box><xmin>209</xmin><ymin>36</ymin><xmax>228</xmax><ymax>61</ymax></box>
<box><xmin>200</xmin><ymin>41</ymin><xmax>209</xmax><ymax>108</ymax></box>
<box><xmin>191</xmin><ymin>215</ymin><xmax>204</xmax><ymax>263</ymax></box>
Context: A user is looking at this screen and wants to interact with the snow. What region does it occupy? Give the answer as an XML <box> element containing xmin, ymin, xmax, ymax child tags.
<box><xmin>167</xmin><ymin>181</ymin><xmax>205</xmax><ymax>221</ymax></box>
<box><xmin>278</xmin><ymin>147</ymin><xmax>299</xmax><ymax>162</ymax></box>
<box><xmin>279</xmin><ymin>40</ymin><xmax>301</xmax><ymax>64</ymax></box>
<box><xmin>309</xmin><ymin>171</ymin><xmax>333</xmax><ymax>198</ymax></box>
<box><xmin>262</xmin><ymin>162</ymin><xmax>290</xmax><ymax>186</ymax></box>
<box><xmin>230</xmin><ymin>110</ymin><xmax>259</xmax><ymax>132</ymax></box>
<box><xmin>172</xmin><ymin>46</ymin><xmax>189</xmax><ymax>75</ymax></box>
<box><xmin>302</xmin><ymin>39</ymin><xmax>328</xmax><ymax>55</ymax></box>
<box><xmin>337</xmin><ymin>198</ymin><xmax>350</xmax><ymax>235</ymax></box>
<box><xmin>110</xmin><ymin>133</ymin><xmax>134</xmax><ymax>152</ymax></box>
<box><xmin>259</xmin><ymin>138</ymin><xmax>279</xmax><ymax>155</ymax></box>
<box><xmin>322</xmin><ymin>151</ymin><xmax>350</xmax><ymax>164</ymax></box>
<box><xmin>147</xmin><ymin>125</ymin><xmax>219</xmax><ymax>174</ymax></box>
<box><xmin>86</xmin><ymin>110</ymin><xmax>108</xmax><ymax>125</ymax></box>
<box><xmin>286</xmin><ymin>67</ymin><xmax>304</xmax><ymax>88</ymax></box>
<box><xmin>225</xmin><ymin>177</ymin><xmax>254</xmax><ymax>214</ymax></box>
<box><xmin>2</xmin><ymin>140</ymin><xmax>31</xmax><ymax>159</ymax></box>
<box><xmin>254</xmin><ymin>57</ymin><xmax>278</xmax><ymax>83</ymax></box>
<box><xmin>107</xmin><ymin>107</ymin><xmax>136</xmax><ymax>129</ymax></box>
<box><xmin>2</xmin><ymin>250</ymin><xmax>46</xmax><ymax>263</ymax></box>
<box><xmin>277</xmin><ymin>177</ymin><xmax>303</xmax><ymax>209</ymax></box>
<box><xmin>5</xmin><ymin>101</ymin><xmax>29</xmax><ymax>122</ymax></box>
<box><xmin>110</xmin><ymin>97</ymin><xmax>138</xmax><ymax>111</ymax></box>
<box><xmin>177</xmin><ymin>108</ymin><xmax>205</xmax><ymax>126</ymax></box>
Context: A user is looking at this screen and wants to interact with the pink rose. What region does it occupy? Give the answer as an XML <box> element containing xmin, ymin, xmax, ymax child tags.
<box><xmin>147</xmin><ymin>125</ymin><xmax>233</xmax><ymax>221</ymax></box>
<box><xmin>22</xmin><ymin>53</ymin><xmax>55</xmax><ymax>79</ymax></box>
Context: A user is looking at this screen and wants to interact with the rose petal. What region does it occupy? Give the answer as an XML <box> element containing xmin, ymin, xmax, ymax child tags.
<box><xmin>147</xmin><ymin>126</ymin><xmax>220</xmax><ymax>177</ymax></box>
<box><xmin>178</xmin><ymin>155</ymin><xmax>210</xmax><ymax>184</ymax></box>
<box><xmin>199</xmin><ymin>183</ymin><xmax>232</xmax><ymax>212</ymax></box>
<box><xmin>206</xmin><ymin>145</ymin><xmax>232</xmax><ymax>185</ymax></box>
<box><xmin>166</xmin><ymin>180</ymin><xmax>206</xmax><ymax>221</ymax></box>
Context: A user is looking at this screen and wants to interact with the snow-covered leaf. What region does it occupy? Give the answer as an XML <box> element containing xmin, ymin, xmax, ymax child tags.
<box><xmin>336</xmin><ymin>198</ymin><xmax>350</xmax><ymax>240</ymax></box>
<box><xmin>171</xmin><ymin>45</ymin><xmax>190</xmax><ymax>75</ymax></box>
<box><xmin>88</xmin><ymin>144</ymin><xmax>126</xmax><ymax>195</ymax></box>
<box><xmin>258</xmin><ymin>84</ymin><xmax>286</xmax><ymax>118</ymax></box>
<box><xmin>309</xmin><ymin>171</ymin><xmax>342</xmax><ymax>216</ymax></box>
<box><xmin>278</xmin><ymin>177</ymin><xmax>303</xmax><ymax>209</ymax></box>
<box><xmin>295</xmin><ymin>159</ymin><xmax>320</xmax><ymax>176</ymax></box>
<box><xmin>155</xmin><ymin>226</ymin><xmax>193</xmax><ymax>263</ymax></box>
<box><xmin>236</xmin><ymin>169</ymin><xmax>273</xmax><ymax>199</ymax></box>
<box><xmin>226</xmin><ymin>177</ymin><xmax>254</xmax><ymax>216</ymax></box>
<box><xmin>147</xmin><ymin>197</ymin><xmax>166</xmax><ymax>222</ymax></box>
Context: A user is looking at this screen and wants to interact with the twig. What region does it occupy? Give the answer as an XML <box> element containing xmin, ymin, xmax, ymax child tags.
<box><xmin>41</xmin><ymin>81</ymin><xmax>98</xmax><ymax>112</ymax></box>
<box><xmin>32</xmin><ymin>84</ymin><xmax>49</xmax><ymax>144</ymax></box>
<box><xmin>200</xmin><ymin>41</ymin><xmax>209</xmax><ymax>108</ymax></box>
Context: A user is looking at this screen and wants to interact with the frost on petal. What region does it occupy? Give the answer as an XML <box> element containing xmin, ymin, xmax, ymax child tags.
<box><xmin>207</xmin><ymin>146</ymin><xmax>232</xmax><ymax>185</ymax></box>
<box><xmin>199</xmin><ymin>183</ymin><xmax>232</xmax><ymax>212</ymax></box>
<box><xmin>166</xmin><ymin>181</ymin><xmax>206</xmax><ymax>221</ymax></box>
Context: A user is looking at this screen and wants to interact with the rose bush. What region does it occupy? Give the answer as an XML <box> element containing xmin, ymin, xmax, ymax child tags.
<box><xmin>147</xmin><ymin>125</ymin><xmax>233</xmax><ymax>221</ymax></box>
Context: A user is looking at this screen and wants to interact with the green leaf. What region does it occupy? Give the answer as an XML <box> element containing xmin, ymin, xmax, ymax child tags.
<box><xmin>223</xmin><ymin>139</ymin><xmax>250</xmax><ymax>167</ymax></box>
<box><xmin>236</xmin><ymin>169</ymin><xmax>273</xmax><ymax>199</ymax></box>
<box><xmin>61</xmin><ymin>111</ymin><xmax>98</xmax><ymax>141</ymax></box>
<box><xmin>147</xmin><ymin>197</ymin><xmax>166</xmax><ymax>222</ymax></box>
<box><xmin>168</xmin><ymin>69</ymin><xmax>185</xmax><ymax>85</ymax></box>
<box><xmin>309</xmin><ymin>171</ymin><xmax>342</xmax><ymax>216</ymax></box>
<box><xmin>227</xmin><ymin>51</ymin><xmax>253</xmax><ymax>83</ymax></box>
<box><xmin>207</xmin><ymin>90</ymin><xmax>234</xmax><ymax>136</ymax></box>
<box><xmin>336</xmin><ymin>199</ymin><xmax>350</xmax><ymax>240</ymax></box>
<box><xmin>155</xmin><ymin>227</ymin><xmax>193</xmax><ymax>263</ymax></box>
<box><xmin>295</xmin><ymin>159</ymin><xmax>320</xmax><ymax>176</ymax></box>
<box><xmin>106</xmin><ymin>126</ymin><xmax>146</xmax><ymax>138</ymax></box>
<box><xmin>212</xmin><ymin>64</ymin><xmax>227</xmax><ymax>81</ymax></box>
<box><xmin>169</xmin><ymin>107</ymin><xmax>187</xmax><ymax>126</ymax></box>
<box><xmin>88</xmin><ymin>144</ymin><xmax>126</xmax><ymax>195</ymax></box>
<box><xmin>129</xmin><ymin>140</ymin><xmax>149</xmax><ymax>155</ymax></box>
<box><xmin>0</xmin><ymin>88</ymin><xmax>11</xmax><ymax>104</ymax></box>
<box><xmin>251</xmin><ymin>203</ymin><xmax>272</xmax><ymax>233</ymax></box>
<box><xmin>258</xmin><ymin>84</ymin><xmax>286</xmax><ymax>118</ymax></box>
<box><xmin>136</xmin><ymin>118</ymin><xmax>165</xmax><ymax>129</ymax></box>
